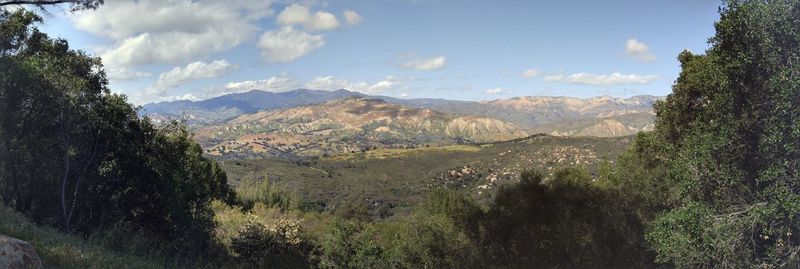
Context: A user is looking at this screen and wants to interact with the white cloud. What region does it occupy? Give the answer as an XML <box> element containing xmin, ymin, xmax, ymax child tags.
<box><xmin>520</xmin><ymin>69</ymin><xmax>540</xmax><ymax>78</ymax></box>
<box><xmin>484</xmin><ymin>88</ymin><xmax>505</xmax><ymax>94</ymax></box>
<box><xmin>258</xmin><ymin>26</ymin><xmax>325</xmax><ymax>62</ymax></box>
<box><xmin>565</xmin><ymin>72</ymin><xmax>658</xmax><ymax>86</ymax></box>
<box><xmin>105</xmin><ymin>67</ymin><xmax>152</xmax><ymax>80</ymax></box>
<box><xmin>224</xmin><ymin>73</ymin><xmax>300</xmax><ymax>92</ymax></box>
<box><xmin>277</xmin><ymin>4</ymin><xmax>340</xmax><ymax>31</ymax></box>
<box><xmin>343</xmin><ymin>10</ymin><xmax>362</xmax><ymax>26</ymax></box>
<box><xmin>543</xmin><ymin>74</ymin><xmax>564</xmax><ymax>82</ymax></box>
<box><xmin>71</xmin><ymin>0</ymin><xmax>273</xmax><ymax>68</ymax></box>
<box><xmin>1</xmin><ymin>4</ymin><xmax>24</xmax><ymax>12</ymax></box>
<box><xmin>305</xmin><ymin>75</ymin><xmax>399</xmax><ymax>94</ymax></box>
<box><xmin>145</xmin><ymin>60</ymin><xmax>238</xmax><ymax>97</ymax></box>
<box><xmin>400</xmin><ymin>56</ymin><xmax>447</xmax><ymax>71</ymax></box>
<box><xmin>625</xmin><ymin>38</ymin><xmax>656</xmax><ymax>62</ymax></box>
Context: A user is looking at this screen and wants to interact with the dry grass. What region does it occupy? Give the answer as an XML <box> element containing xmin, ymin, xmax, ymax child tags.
<box><xmin>0</xmin><ymin>206</ymin><xmax>168</xmax><ymax>269</ymax></box>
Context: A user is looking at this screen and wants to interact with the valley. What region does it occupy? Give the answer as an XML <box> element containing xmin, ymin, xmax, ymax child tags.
<box><xmin>219</xmin><ymin>134</ymin><xmax>632</xmax><ymax>217</ymax></box>
<box><xmin>153</xmin><ymin>90</ymin><xmax>651</xmax><ymax>217</ymax></box>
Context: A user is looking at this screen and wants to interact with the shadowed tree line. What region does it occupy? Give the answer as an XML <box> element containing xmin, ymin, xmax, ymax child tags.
<box><xmin>0</xmin><ymin>9</ymin><xmax>235</xmax><ymax>258</ymax></box>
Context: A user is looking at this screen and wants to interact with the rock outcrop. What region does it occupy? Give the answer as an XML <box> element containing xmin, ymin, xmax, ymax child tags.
<box><xmin>0</xmin><ymin>234</ymin><xmax>42</xmax><ymax>269</ymax></box>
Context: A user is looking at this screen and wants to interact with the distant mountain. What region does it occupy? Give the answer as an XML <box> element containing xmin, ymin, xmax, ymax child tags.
<box><xmin>142</xmin><ymin>89</ymin><xmax>661</xmax><ymax>138</ymax></box>
<box><xmin>143</xmin><ymin>89</ymin><xmax>368</xmax><ymax>125</ymax></box>
<box><xmin>529</xmin><ymin>112</ymin><xmax>655</xmax><ymax>137</ymax></box>
<box><xmin>408</xmin><ymin>95</ymin><xmax>659</xmax><ymax>128</ymax></box>
<box><xmin>193</xmin><ymin>98</ymin><xmax>527</xmax><ymax>159</ymax></box>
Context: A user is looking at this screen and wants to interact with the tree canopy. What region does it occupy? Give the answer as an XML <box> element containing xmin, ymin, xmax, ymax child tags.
<box><xmin>0</xmin><ymin>9</ymin><xmax>233</xmax><ymax>253</ymax></box>
<box><xmin>646</xmin><ymin>0</ymin><xmax>800</xmax><ymax>267</ymax></box>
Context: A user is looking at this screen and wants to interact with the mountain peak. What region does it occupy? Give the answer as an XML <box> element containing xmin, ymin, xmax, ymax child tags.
<box><xmin>328</xmin><ymin>97</ymin><xmax>387</xmax><ymax>104</ymax></box>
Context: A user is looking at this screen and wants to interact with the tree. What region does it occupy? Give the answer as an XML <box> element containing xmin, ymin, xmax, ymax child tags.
<box><xmin>476</xmin><ymin>168</ymin><xmax>658</xmax><ymax>268</ymax></box>
<box><xmin>0</xmin><ymin>0</ymin><xmax>102</xmax><ymax>11</ymax></box>
<box><xmin>0</xmin><ymin>10</ymin><xmax>234</xmax><ymax>255</ymax></box>
<box><xmin>646</xmin><ymin>0</ymin><xmax>800</xmax><ymax>267</ymax></box>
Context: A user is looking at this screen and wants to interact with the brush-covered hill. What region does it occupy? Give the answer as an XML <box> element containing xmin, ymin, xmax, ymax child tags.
<box><xmin>219</xmin><ymin>134</ymin><xmax>632</xmax><ymax>217</ymax></box>
<box><xmin>193</xmin><ymin>98</ymin><xmax>528</xmax><ymax>159</ymax></box>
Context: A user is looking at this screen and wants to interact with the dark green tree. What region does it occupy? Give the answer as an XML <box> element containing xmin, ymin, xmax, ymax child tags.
<box><xmin>477</xmin><ymin>168</ymin><xmax>658</xmax><ymax>268</ymax></box>
<box><xmin>646</xmin><ymin>0</ymin><xmax>800</xmax><ymax>267</ymax></box>
<box><xmin>0</xmin><ymin>10</ymin><xmax>234</xmax><ymax>255</ymax></box>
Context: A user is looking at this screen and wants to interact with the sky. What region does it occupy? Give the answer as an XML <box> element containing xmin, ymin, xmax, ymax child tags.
<box><xmin>25</xmin><ymin>0</ymin><xmax>722</xmax><ymax>105</ymax></box>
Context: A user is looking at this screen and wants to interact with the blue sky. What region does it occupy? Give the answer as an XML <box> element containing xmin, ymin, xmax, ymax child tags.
<box><xmin>32</xmin><ymin>0</ymin><xmax>722</xmax><ymax>104</ymax></box>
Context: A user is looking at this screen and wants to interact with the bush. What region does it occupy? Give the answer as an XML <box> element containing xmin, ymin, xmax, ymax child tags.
<box><xmin>231</xmin><ymin>215</ymin><xmax>315</xmax><ymax>268</ymax></box>
<box><xmin>386</xmin><ymin>214</ymin><xmax>476</xmax><ymax>269</ymax></box>
<box><xmin>236</xmin><ymin>176</ymin><xmax>303</xmax><ymax>212</ymax></box>
<box><xmin>319</xmin><ymin>218</ymin><xmax>386</xmax><ymax>269</ymax></box>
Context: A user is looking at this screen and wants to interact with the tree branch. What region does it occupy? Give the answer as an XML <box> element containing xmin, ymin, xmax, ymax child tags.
<box><xmin>0</xmin><ymin>0</ymin><xmax>81</xmax><ymax>6</ymax></box>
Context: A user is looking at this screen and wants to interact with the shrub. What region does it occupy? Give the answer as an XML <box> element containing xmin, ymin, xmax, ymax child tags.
<box><xmin>231</xmin><ymin>215</ymin><xmax>315</xmax><ymax>268</ymax></box>
<box><xmin>319</xmin><ymin>218</ymin><xmax>386</xmax><ymax>269</ymax></box>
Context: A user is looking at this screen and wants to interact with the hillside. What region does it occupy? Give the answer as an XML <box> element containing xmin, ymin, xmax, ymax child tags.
<box><xmin>219</xmin><ymin>134</ymin><xmax>632</xmax><ymax>217</ymax></box>
<box><xmin>416</xmin><ymin>95</ymin><xmax>658</xmax><ymax>129</ymax></box>
<box><xmin>143</xmin><ymin>89</ymin><xmax>660</xmax><ymax>138</ymax></box>
<box><xmin>143</xmin><ymin>89</ymin><xmax>368</xmax><ymax>125</ymax></box>
<box><xmin>529</xmin><ymin>112</ymin><xmax>655</xmax><ymax>137</ymax></box>
<box><xmin>193</xmin><ymin>98</ymin><xmax>528</xmax><ymax>159</ymax></box>
<box><xmin>0</xmin><ymin>206</ymin><xmax>172</xmax><ymax>269</ymax></box>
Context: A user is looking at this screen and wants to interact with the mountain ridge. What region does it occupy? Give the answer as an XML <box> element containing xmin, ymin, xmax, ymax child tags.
<box><xmin>143</xmin><ymin>89</ymin><xmax>660</xmax><ymax>127</ymax></box>
<box><xmin>193</xmin><ymin>97</ymin><xmax>529</xmax><ymax>159</ymax></box>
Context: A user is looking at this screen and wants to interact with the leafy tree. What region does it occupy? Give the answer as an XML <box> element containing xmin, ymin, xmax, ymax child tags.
<box><xmin>319</xmin><ymin>218</ymin><xmax>386</xmax><ymax>269</ymax></box>
<box><xmin>477</xmin><ymin>168</ymin><xmax>658</xmax><ymax>268</ymax></box>
<box><xmin>0</xmin><ymin>10</ymin><xmax>234</xmax><ymax>256</ymax></box>
<box><xmin>0</xmin><ymin>0</ymin><xmax>103</xmax><ymax>11</ymax></box>
<box><xmin>231</xmin><ymin>216</ymin><xmax>315</xmax><ymax>268</ymax></box>
<box><xmin>646</xmin><ymin>0</ymin><xmax>800</xmax><ymax>267</ymax></box>
<box><xmin>386</xmin><ymin>213</ymin><xmax>476</xmax><ymax>269</ymax></box>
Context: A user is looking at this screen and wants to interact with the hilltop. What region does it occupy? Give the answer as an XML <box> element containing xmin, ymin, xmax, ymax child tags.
<box><xmin>143</xmin><ymin>89</ymin><xmax>659</xmax><ymax>139</ymax></box>
<box><xmin>194</xmin><ymin>98</ymin><xmax>528</xmax><ymax>159</ymax></box>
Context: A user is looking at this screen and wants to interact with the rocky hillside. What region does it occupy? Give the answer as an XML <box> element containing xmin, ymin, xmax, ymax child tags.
<box><xmin>143</xmin><ymin>89</ymin><xmax>659</xmax><ymax>135</ymax></box>
<box><xmin>193</xmin><ymin>98</ymin><xmax>528</xmax><ymax>158</ymax></box>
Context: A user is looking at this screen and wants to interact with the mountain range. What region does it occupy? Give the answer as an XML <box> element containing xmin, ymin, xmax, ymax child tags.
<box><xmin>142</xmin><ymin>89</ymin><xmax>660</xmax><ymax>158</ymax></box>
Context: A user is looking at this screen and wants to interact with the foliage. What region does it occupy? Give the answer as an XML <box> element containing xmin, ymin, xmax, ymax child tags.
<box><xmin>645</xmin><ymin>0</ymin><xmax>800</xmax><ymax>267</ymax></box>
<box><xmin>220</xmin><ymin>135</ymin><xmax>630</xmax><ymax>218</ymax></box>
<box><xmin>0</xmin><ymin>10</ymin><xmax>234</xmax><ymax>257</ymax></box>
<box><xmin>385</xmin><ymin>213</ymin><xmax>477</xmax><ymax>269</ymax></box>
<box><xmin>473</xmin><ymin>168</ymin><xmax>657</xmax><ymax>268</ymax></box>
<box><xmin>0</xmin><ymin>204</ymin><xmax>176</xmax><ymax>269</ymax></box>
<box><xmin>236</xmin><ymin>176</ymin><xmax>304</xmax><ymax>212</ymax></box>
<box><xmin>230</xmin><ymin>215</ymin><xmax>316</xmax><ymax>268</ymax></box>
<box><xmin>319</xmin><ymin>218</ymin><xmax>386</xmax><ymax>268</ymax></box>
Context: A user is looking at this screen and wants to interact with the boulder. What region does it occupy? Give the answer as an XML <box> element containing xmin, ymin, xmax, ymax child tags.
<box><xmin>0</xmin><ymin>234</ymin><xmax>42</xmax><ymax>269</ymax></box>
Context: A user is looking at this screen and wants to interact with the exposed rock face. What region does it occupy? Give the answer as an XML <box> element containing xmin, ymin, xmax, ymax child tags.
<box><xmin>194</xmin><ymin>98</ymin><xmax>528</xmax><ymax>158</ymax></box>
<box><xmin>142</xmin><ymin>89</ymin><xmax>661</xmax><ymax>131</ymax></box>
<box><xmin>0</xmin><ymin>234</ymin><xmax>42</xmax><ymax>269</ymax></box>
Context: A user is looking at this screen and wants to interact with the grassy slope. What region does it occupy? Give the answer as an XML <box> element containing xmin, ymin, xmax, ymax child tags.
<box><xmin>220</xmin><ymin>135</ymin><xmax>632</xmax><ymax>214</ymax></box>
<box><xmin>0</xmin><ymin>206</ymin><xmax>169</xmax><ymax>269</ymax></box>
